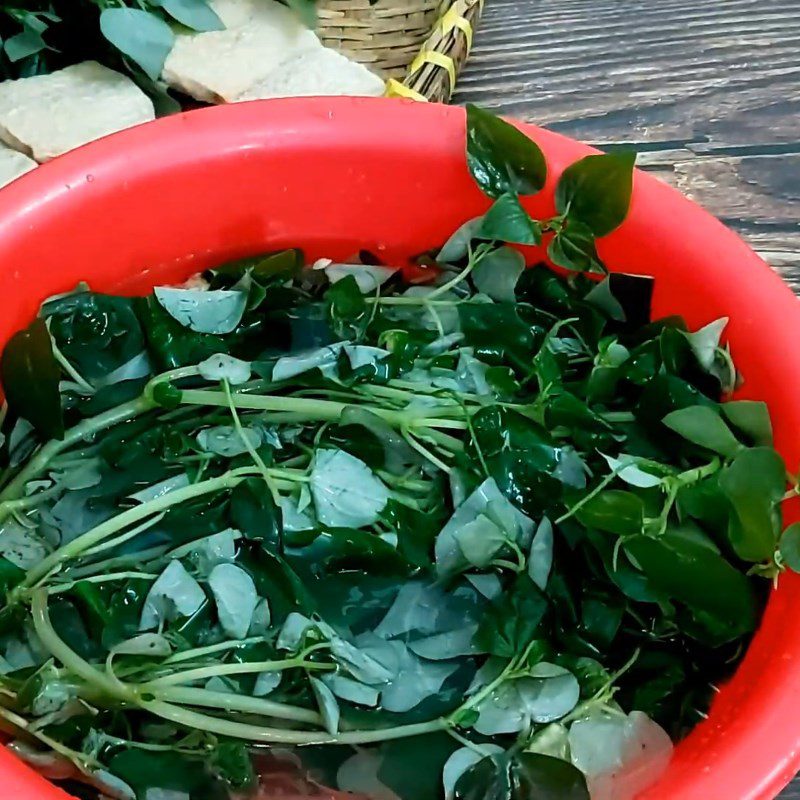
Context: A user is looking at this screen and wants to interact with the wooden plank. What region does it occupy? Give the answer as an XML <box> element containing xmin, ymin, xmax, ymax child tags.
<box><xmin>455</xmin><ymin>4</ymin><xmax>800</xmax><ymax>793</ymax></box>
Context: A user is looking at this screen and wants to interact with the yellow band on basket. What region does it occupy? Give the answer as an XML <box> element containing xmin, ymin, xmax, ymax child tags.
<box><xmin>440</xmin><ymin>3</ymin><xmax>474</xmax><ymax>51</ymax></box>
<box><xmin>384</xmin><ymin>79</ymin><xmax>428</xmax><ymax>102</ymax></box>
<box><xmin>408</xmin><ymin>50</ymin><xmax>457</xmax><ymax>90</ymax></box>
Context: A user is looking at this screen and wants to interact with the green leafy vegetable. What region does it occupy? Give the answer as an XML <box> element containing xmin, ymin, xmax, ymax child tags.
<box><xmin>466</xmin><ymin>104</ymin><xmax>547</xmax><ymax>198</ymax></box>
<box><xmin>0</xmin><ymin>104</ymin><xmax>776</xmax><ymax>800</ymax></box>
<box><xmin>554</xmin><ymin>152</ymin><xmax>636</xmax><ymax>236</ymax></box>
<box><xmin>0</xmin><ymin>317</ymin><xmax>64</xmax><ymax>439</ymax></box>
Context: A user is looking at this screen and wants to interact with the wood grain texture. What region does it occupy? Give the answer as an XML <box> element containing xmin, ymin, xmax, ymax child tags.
<box><xmin>455</xmin><ymin>1</ymin><xmax>800</xmax><ymax>796</ymax></box>
<box><xmin>453</xmin><ymin>0</ymin><xmax>800</xmax><ymax>293</ymax></box>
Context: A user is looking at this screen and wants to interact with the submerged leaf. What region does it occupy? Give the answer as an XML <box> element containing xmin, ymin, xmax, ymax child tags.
<box><xmin>1</xmin><ymin>317</ymin><xmax>64</xmax><ymax>439</ymax></box>
<box><xmin>140</xmin><ymin>561</ymin><xmax>206</xmax><ymax>631</ymax></box>
<box><xmin>443</xmin><ymin>746</ymin><xmax>504</xmax><ymax>800</ymax></box>
<box><xmin>472</xmin><ymin>247</ymin><xmax>527</xmax><ymax>302</ymax></box>
<box><xmin>208</xmin><ymin>563</ymin><xmax>259</xmax><ymax>640</ymax></box>
<box><xmin>310</xmin><ymin>448</ymin><xmax>390</xmax><ymax>528</ymax></box>
<box><xmin>154</xmin><ymin>287</ymin><xmax>247</xmax><ymax>335</ymax></box>
<box><xmin>310</xmin><ymin>676</ymin><xmax>341</xmax><ymax>734</ymax></box>
<box><xmin>198</xmin><ymin>353</ymin><xmax>252</xmax><ymax>385</ymax></box>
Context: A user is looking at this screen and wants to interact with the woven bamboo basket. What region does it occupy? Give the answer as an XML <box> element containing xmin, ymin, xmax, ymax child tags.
<box><xmin>317</xmin><ymin>0</ymin><xmax>483</xmax><ymax>102</ymax></box>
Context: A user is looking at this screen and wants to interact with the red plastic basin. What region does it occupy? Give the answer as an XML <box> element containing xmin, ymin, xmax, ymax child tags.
<box><xmin>0</xmin><ymin>98</ymin><xmax>798</xmax><ymax>800</ymax></box>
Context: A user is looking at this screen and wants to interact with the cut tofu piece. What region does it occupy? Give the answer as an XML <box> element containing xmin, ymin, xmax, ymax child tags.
<box><xmin>0</xmin><ymin>143</ymin><xmax>36</xmax><ymax>188</ymax></box>
<box><xmin>236</xmin><ymin>46</ymin><xmax>385</xmax><ymax>100</ymax></box>
<box><xmin>0</xmin><ymin>62</ymin><xmax>154</xmax><ymax>163</ymax></box>
<box><xmin>162</xmin><ymin>0</ymin><xmax>319</xmax><ymax>103</ymax></box>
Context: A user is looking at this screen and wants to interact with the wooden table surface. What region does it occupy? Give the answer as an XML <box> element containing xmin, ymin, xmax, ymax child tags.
<box><xmin>455</xmin><ymin>0</ymin><xmax>800</xmax><ymax>796</ymax></box>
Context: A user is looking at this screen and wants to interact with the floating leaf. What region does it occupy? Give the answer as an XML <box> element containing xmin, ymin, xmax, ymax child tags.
<box><xmin>454</xmin><ymin>752</ymin><xmax>590</xmax><ymax>800</ymax></box>
<box><xmin>780</xmin><ymin>523</ymin><xmax>800</xmax><ymax>573</ymax></box>
<box><xmin>198</xmin><ymin>353</ymin><xmax>252</xmax><ymax>385</ymax></box>
<box><xmin>325</xmin><ymin>263</ymin><xmax>397</xmax><ymax>293</ymax></box>
<box><xmin>528</xmin><ymin>517</ymin><xmax>554</xmax><ymax>590</ymax></box>
<box><xmin>208</xmin><ymin>563</ymin><xmax>259</xmax><ymax>640</ymax></box>
<box><xmin>310</xmin><ymin>448</ymin><xmax>390</xmax><ymax>528</ymax></box>
<box><xmin>140</xmin><ymin>560</ymin><xmax>206</xmax><ymax>631</ymax></box>
<box><xmin>443</xmin><ymin>746</ymin><xmax>504</xmax><ymax>800</ymax></box>
<box><xmin>196</xmin><ymin>425</ymin><xmax>262</xmax><ymax>457</ymax></box>
<box><xmin>465</xmin><ymin>104</ymin><xmax>547</xmax><ymax>198</ymax></box>
<box><xmin>1</xmin><ymin>317</ymin><xmax>64</xmax><ymax>439</ymax></box>
<box><xmin>154</xmin><ymin>287</ymin><xmax>246</xmax><ymax>335</ymax></box>
<box><xmin>310</xmin><ymin>676</ymin><xmax>340</xmax><ymax>735</ymax></box>
<box><xmin>555</xmin><ymin>151</ymin><xmax>636</xmax><ymax>236</ymax></box>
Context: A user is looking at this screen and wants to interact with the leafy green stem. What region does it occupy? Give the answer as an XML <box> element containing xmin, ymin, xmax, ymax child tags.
<box><xmin>30</xmin><ymin>589</ymin><xmax>139</xmax><ymax>703</ymax></box>
<box><xmin>156</xmin><ymin>686</ymin><xmax>323</xmax><ymax>725</ymax></box>
<box><xmin>142</xmin><ymin>658</ymin><xmax>333</xmax><ymax>690</ymax></box>
<box><xmin>20</xmin><ymin>467</ymin><xmax>259</xmax><ymax>589</ymax></box>
<box><xmin>139</xmin><ymin>699</ymin><xmax>447</xmax><ymax>745</ymax></box>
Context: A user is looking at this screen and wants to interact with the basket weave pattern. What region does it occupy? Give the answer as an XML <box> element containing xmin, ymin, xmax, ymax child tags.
<box><xmin>317</xmin><ymin>0</ymin><xmax>480</xmax><ymax>100</ymax></box>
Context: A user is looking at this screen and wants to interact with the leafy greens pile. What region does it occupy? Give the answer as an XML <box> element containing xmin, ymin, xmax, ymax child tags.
<box><xmin>0</xmin><ymin>105</ymin><xmax>795</xmax><ymax>800</ymax></box>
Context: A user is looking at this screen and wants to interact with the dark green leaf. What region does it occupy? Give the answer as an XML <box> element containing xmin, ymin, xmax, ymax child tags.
<box><xmin>479</xmin><ymin>194</ymin><xmax>542</xmax><ymax>245</ymax></box>
<box><xmin>719</xmin><ymin>447</ymin><xmax>785</xmax><ymax>562</ymax></box>
<box><xmin>554</xmin><ymin>151</ymin><xmax>636</xmax><ymax>236</ymax></box>
<box><xmin>662</xmin><ymin>405</ymin><xmax>741</xmax><ymax>457</ymax></box>
<box><xmin>230</xmin><ymin>478</ymin><xmax>282</xmax><ymax>552</ymax></box>
<box><xmin>326</xmin><ymin>275</ymin><xmax>368</xmax><ymax>339</ymax></box>
<box><xmin>475</xmin><ymin>573</ymin><xmax>548</xmax><ymax>658</ymax></box>
<box><xmin>455</xmin><ymin>752</ymin><xmax>589</xmax><ymax>800</ymax></box>
<box><xmin>44</xmin><ymin>292</ymin><xmax>146</xmax><ymax>386</ymax></box>
<box><xmin>459</xmin><ymin>303</ymin><xmax>537</xmax><ymax>370</ymax></box>
<box><xmin>211</xmin><ymin>741</ymin><xmax>255</xmax><ymax>791</ymax></box>
<box><xmin>547</xmin><ymin>220</ymin><xmax>604</xmax><ymax>273</ymax></box>
<box><xmin>0</xmin><ymin>557</ymin><xmax>24</xmax><ymax>599</ymax></box>
<box><xmin>576</xmin><ymin>489</ymin><xmax>645</xmax><ymax>537</ymax></box>
<box><xmin>465</xmin><ymin>104</ymin><xmax>547</xmax><ymax>198</ymax></box>
<box><xmin>381</xmin><ymin>500</ymin><xmax>441</xmax><ymax>569</ymax></box>
<box><xmin>285</xmin><ymin>526</ymin><xmax>412</xmax><ymax>577</ymax></box>
<box><xmin>109</xmin><ymin>750</ymin><xmax>208</xmax><ymax>797</ymax></box>
<box><xmin>722</xmin><ymin>400</ymin><xmax>773</xmax><ymax>446</ymax></box>
<box><xmin>136</xmin><ymin>296</ymin><xmax>226</xmax><ymax>370</ymax></box>
<box><xmin>780</xmin><ymin>523</ymin><xmax>800</xmax><ymax>573</ymax></box>
<box><xmin>378</xmin><ymin>732</ymin><xmax>459</xmax><ymax>800</ymax></box>
<box><xmin>625</xmin><ymin>530</ymin><xmax>759</xmax><ymax>641</ymax></box>
<box><xmin>468</xmin><ymin>406</ymin><xmax>563</xmax><ymax>516</ymax></box>
<box><xmin>1</xmin><ymin>317</ymin><xmax>63</xmax><ymax>439</ymax></box>
<box><xmin>209</xmin><ymin>249</ymin><xmax>304</xmax><ymax>283</ymax></box>
<box><xmin>151</xmin><ymin>380</ymin><xmax>182</xmax><ymax>409</ymax></box>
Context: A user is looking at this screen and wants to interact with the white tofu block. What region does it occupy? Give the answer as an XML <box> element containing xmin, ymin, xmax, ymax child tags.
<box><xmin>236</xmin><ymin>46</ymin><xmax>385</xmax><ymax>100</ymax></box>
<box><xmin>162</xmin><ymin>0</ymin><xmax>319</xmax><ymax>103</ymax></box>
<box><xmin>0</xmin><ymin>144</ymin><xmax>36</xmax><ymax>188</ymax></box>
<box><xmin>0</xmin><ymin>61</ymin><xmax>155</xmax><ymax>163</ymax></box>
